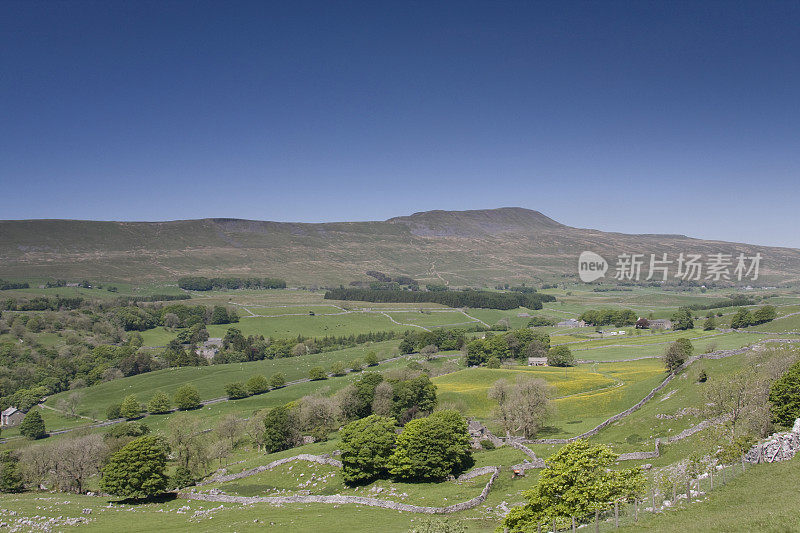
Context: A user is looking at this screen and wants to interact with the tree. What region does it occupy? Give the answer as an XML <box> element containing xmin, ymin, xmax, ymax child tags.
<box><xmin>503</xmin><ymin>440</ymin><xmax>644</xmax><ymax>530</ymax></box>
<box><xmin>486</xmin><ymin>356</ymin><xmax>501</xmax><ymax>368</ymax></box>
<box><xmin>174</xmin><ymin>384</ymin><xmax>201</xmax><ymax>410</ymax></box>
<box><xmin>752</xmin><ymin>305</ymin><xmax>777</xmax><ymax>325</ymax></box>
<box><xmin>340</xmin><ymin>415</ymin><xmax>397</xmax><ymax>485</ymax></box>
<box><xmin>263</xmin><ymin>405</ymin><xmax>297</xmax><ymax>453</ymax></box>
<box><xmin>349</xmin><ymin>359</ymin><xmax>363</xmax><ymax>372</ymax></box>
<box><xmin>0</xmin><ymin>451</ymin><xmax>24</xmax><ymax>493</ymax></box>
<box><xmin>308</xmin><ymin>366</ymin><xmax>327</xmax><ymax>381</ymax></box>
<box><xmin>770</xmin><ymin>361</ymin><xmax>800</xmax><ymax>426</ymax></box>
<box><xmin>225</xmin><ymin>381</ymin><xmax>250</xmax><ymax>400</ymax></box>
<box><xmin>330</xmin><ymin>361</ymin><xmax>346</xmax><ymax>376</ymax></box>
<box><xmin>100</xmin><ymin>435</ymin><xmax>169</xmax><ymax>499</ymax></box>
<box><xmin>19</xmin><ymin>410</ymin><xmax>47</xmax><ymax>440</ymax></box>
<box><xmin>215</xmin><ymin>414</ymin><xmax>243</xmax><ymax>450</ymax></box>
<box><xmin>420</xmin><ymin>344</ymin><xmax>438</xmax><ymax>360</ymax></box>
<box><xmin>391</xmin><ymin>374</ymin><xmax>438</xmax><ymax>423</ymax></box>
<box><xmin>106</xmin><ymin>403</ymin><xmax>122</xmax><ymax>420</ymax></box>
<box><xmin>269</xmin><ymin>373</ymin><xmax>287</xmax><ymax>389</ymax></box>
<box><xmin>671</xmin><ymin>308</ymin><xmax>694</xmax><ymax>330</ymax></box>
<box><xmin>120</xmin><ymin>395</ymin><xmax>142</xmax><ymax>420</ymax></box>
<box><xmin>547</xmin><ymin>345</ymin><xmax>574</xmax><ymax>367</ymax></box>
<box><xmin>297</xmin><ymin>395</ymin><xmax>341</xmax><ymax>442</ymax></box>
<box><xmin>506</xmin><ymin>376</ymin><xmax>553</xmax><ymax>439</ymax></box>
<box><xmin>703</xmin><ymin>316</ymin><xmax>716</xmax><ymax>331</ymax></box>
<box><xmin>663</xmin><ymin>340</ymin><xmax>691</xmax><ymax>372</ymax></box>
<box><xmin>371</xmin><ymin>381</ymin><xmax>394</xmax><ymax>416</ymax></box>
<box><xmin>365</xmin><ymin>351</ymin><xmax>379</xmax><ymax>366</ymax></box>
<box><xmin>147</xmin><ymin>392</ymin><xmax>172</xmax><ymax>414</ymax></box>
<box><xmin>168</xmin><ymin>414</ymin><xmax>209</xmax><ymax>476</ymax></box>
<box><xmin>50</xmin><ymin>434</ymin><xmax>107</xmax><ymax>493</ymax></box>
<box><xmin>388</xmin><ymin>410</ymin><xmax>472</xmax><ymax>481</ymax></box>
<box><xmin>730</xmin><ymin>308</ymin><xmax>753</xmax><ymax>329</ymax></box>
<box><xmin>246</xmin><ymin>374</ymin><xmax>270</xmax><ymax>395</ymax></box>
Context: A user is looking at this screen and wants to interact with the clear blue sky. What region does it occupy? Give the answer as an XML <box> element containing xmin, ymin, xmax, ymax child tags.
<box><xmin>2</xmin><ymin>1</ymin><xmax>799</xmax><ymax>247</ymax></box>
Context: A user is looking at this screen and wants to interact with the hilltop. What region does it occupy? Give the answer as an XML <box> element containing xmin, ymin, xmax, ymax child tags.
<box><xmin>1</xmin><ymin>207</ymin><xmax>799</xmax><ymax>285</ymax></box>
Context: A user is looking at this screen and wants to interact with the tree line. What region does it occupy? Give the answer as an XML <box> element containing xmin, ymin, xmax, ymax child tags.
<box><xmin>578</xmin><ymin>309</ymin><xmax>638</xmax><ymax>327</ymax></box>
<box><xmin>0</xmin><ymin>280</ymin><xmax>29</xmax><ymax>290</ymax></box>
<box><xmin>324</xmin><ymin>288</ymin><xmax>555</xmax><ymax>310</ymax></box>
<box><xmin>177</xmin><ymin>276</ymin><xmax>287</xmax><ymax>291</ymax></box>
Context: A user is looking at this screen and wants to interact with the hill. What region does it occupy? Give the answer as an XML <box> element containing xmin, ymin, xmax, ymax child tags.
<box><xmin>1</xmin><ymin>207</ymin><xmax>799</xmax><ymax>285</ymax></box>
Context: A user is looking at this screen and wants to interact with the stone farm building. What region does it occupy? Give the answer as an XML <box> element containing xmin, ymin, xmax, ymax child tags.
<box><xmin>528</xmin><ymin>357</ymin><xmax>548</xmax><ymax>366</ymax></box>
<box><xmin>557</xmin><ymin>318</ymin><xmax>586</xmax><ymax>327</ymax></box>
<box><xmin>1</xmin><ymin>406</ymin><xmax>25</xmax><ymax>427</ymax></box>
<box><xmin>196</xmin><ymin>338</ymin><xmax>223</xmax><ymax>360</ymax></box>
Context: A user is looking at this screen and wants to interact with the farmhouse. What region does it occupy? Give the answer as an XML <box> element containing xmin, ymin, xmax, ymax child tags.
<box><xmin>1</xmin><ymin>406</ymin><xmax>25</xmax><ymax>427</ymax></box>
<box><xmin>557</xmin><ymin>318</ymin><xmax>586</xmax><ymax>327</ymax></box>
<box><xmin>196</xmin><ymin>337</ymin><xmax>223</xmax><ymax>360</ymax></box>
<box><xmin>648</xmin><ymin>319</ymin><xmax>673</xmax><ymax>330</ymax></box>
<box><xmin>528</xmin><ymin>357</ymin><xmax>548</xmax><ymax>366</ymax></box>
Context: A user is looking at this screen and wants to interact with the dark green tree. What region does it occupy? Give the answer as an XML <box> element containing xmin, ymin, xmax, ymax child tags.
<box><xmin>19</xmin><ymin>410</ymin><xmax>47</xmax><ymax>440</ymax></box>
<box><xmin>770</xmin><ymin>361</ymin><xmax>800</xmax><ymax>426</ymax></box>
<box><xmin>671</xmin><ymin>308</ymin><xmax>694</xmax><ymax>330</ymax></box>
<box><xmin>0</xmin><ymin>451</ymin><xmax>24</xmax><ymax>493</ymax></box>
<box><xmin>387</xmin><ymin>410</ymin><xmax>472</xmax><ymax>481</ymax></box>
<box><xmin>340</xmin><ymin>415</ymin><xmax>397</xmax><ymax>485</ymax></box>
<box><xmin>263</xmin><ymin>405</ymin><xmax>295</xmax><ymax>453</ymax></box>
<box><xmin>99</xmin><ymin>435</ymin><xmax>170</xmax><ymax>499</ymax></box>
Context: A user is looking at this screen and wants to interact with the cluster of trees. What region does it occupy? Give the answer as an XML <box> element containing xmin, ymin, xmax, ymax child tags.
<box><xmin>340</xmin><ymin>410</ymin><xmax>472</xmax><ymax>485</ymax></box>
<box><xmin>0</xmin><ymin>280</ymin><xmax>29</xmax><ymax>290</ymax></box>
<box><xmin>463</xmin><ymin>329</ymin><xmax>557</xmax><ymax>367</ymax></box>
<box><xmin>671</xmin><ymin>308</ymin><xmax>695</xmax><ymax>330</ymax></box>
<box><xmin>177</xmin><ymin>276</ymin><xmax>286</xmax><ymax>291</ymax></box>
<box><xmin>113</xmin><ymin>303</ymin><xmax>238</xmax><ymax>332</ymax></box>
<box><xmin>769</xmin><ymin>358</ymin><xmax>800</xmax><ymax>426</ymax></box>
<box><xmin>730</xmin><ymin>306</ymin><xmax>778</xmax><ymax>329</ymax></box>
<box><xmin>1</xmin><ymin>295</ymin><xmax>84</xmax><ymax>311</ymax></box>
<box><xmin>503</xmin><ymin>441</ymin><xmax>645</xmax><ymax>531</ymax></box>
<box><xmin>399</xmin><ymin>329</ymin><xmax>467</xmax><ymax>354</ymax></box>
<box><xmin>105</xmin><ymin>384</ymin><xmax>206</xmax><ymax>420</ymax></box>
<box><xmin>224</xmin><ymin>373</ymin><xmax>287</xmax><ymax>400</ymax></box>
<box><xmin>365</xmin><ymin>271</ymin><xmax>419</xmax><ymax>287</ymax></box>
<box><xmin>324</xmin><ymin>288</ymin><xmax>556</xmax><ymax>310</ymax></box>
<box><xmin>687</xmin><ymin>295</ymin><xmax>755</xmax><ymax>311</ymax></box>
<box><xmin>578</xmin><ymin>309</ymin><xmax>637</xmax><ymax>327</ymax></box>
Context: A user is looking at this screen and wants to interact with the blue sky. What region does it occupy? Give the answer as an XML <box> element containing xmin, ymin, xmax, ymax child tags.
<box><xmin>1</xmin><ymin>1</ymin><xmax>799</xmax><ymax>247</ymax></box>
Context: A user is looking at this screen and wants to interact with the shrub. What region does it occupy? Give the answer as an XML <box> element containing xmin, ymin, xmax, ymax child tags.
<box><xmin>330</xmin><ymin>361</ymin><xmax>346</xmax><ymax>376</ymax></box>
<box><xmin>120</xmin><ymin>395</ymin><xmax>142</xmax><ymax>420</ymax></box>
<box><xmin>480</xmin><ymin>439</ymin><xmax>496</xmax><ymax>450</ymax></box>
<box><xmin>173</xmin><ymin>385</ymin><xmax>201</xmax><ymax>410</ymax></box>
<box><xmin>246</xmin><ymin>374</ymin><xmax>270</xmax><ymax>395</ymax></box>
<box><xmin>349</xmin><ymin>359</ymin><xmax>363</xmax><ymax>372</ymax></box>
<box><xmin>365</xmin><ymin>351</ymin><xmax>379</xmax><ymax>366</ymax></box>
<box><xmin>486</xmin><ymin>356</ymin><xmax>501</xmax><ymax>368</ymax></box>
<box><xmin>269</xmin><ymin>373</ymin><xmax>287</xmax><ymax>388</ymax></box>
<box><xmin>309</xmin><ymin>367</ymin><xmax>327</xmax><ymax>381</ymax></box>
<box><xmin>106</xmin><ymin>403</ymin><xmax>122</xmax><ymax>420</ymax></box>
<box><xmin>147</xmin><ymin>392</ymin><xmax>171</xmax><ymax>414</ymax></box>
<box><xmin>225</xmin><ymin>382</ymin><xmax>250</xmax><ymax>400</ymax></box>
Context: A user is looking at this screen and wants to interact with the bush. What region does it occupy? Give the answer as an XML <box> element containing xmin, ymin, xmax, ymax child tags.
<box><xmin>480</xmin><ymin>439</ymin><xmax>496</xmax><ymax>450</ymax></box>
<box><xmin>330</xmin><ymin>361</ymin><xmax>346</xmax><ymax>376</ymax></box>
<box><xmin>106</xmin><ymin>403</ymin><xmax>122</xmax><ymax>420</ymax></box>
<box><xmin>100</xmin><ymin>435</ymin><xmax>169</xmax><ymax>499</ymax></box>
<box><xmin>388</xmin><ymin>410</ymin><xmax>472</xmax><ymax>481</ymax></box>
<box><xmin>225</xmin><ymin>382</ymin><xmax>250</xmax><ymax>400</ymax></box>
<box><xmin>147</xmin><ymin>392</ymin><xmax>172</xmax><ymax>414</ymax></box>
<box><xmin>340</xmin><ymin>415</ymin><xmax>398</xmax><ymax>486</ymax></box>
<box><xmin>309</xmin><ymin>367</ymin><xmax>327</xmax><ymax>381</ymax></box>
<box><xmin>365</xmin><ymin>351</ymin><xmax>379</xmax><ymax>366</ymax></box>
<box><xmin>246</xmin><ymin>374</ymin><xmax>270</xmax><ymax>395</ymax></box>
<box><xmin>120</xmin><ymin>395</ymin><xmax>142</xmax><ymax>420</ymax></box>
<box><xmin>486</xmin><ymin>356</ymin><xmax>501</xmax><ymax>368</ymax></box>
<box><xmin>173</xmin><ymin>385</ymin><xmax>201</xmax><ymax>410</ymax></box>
<box><xmin>269</xmin><ymin>373</ymin><xmax>287</xmax><ymax>388</ymax></box>
<box><xmin>349</xmin><ymin>359</ymin><xmax>363</xmax><ymax>372</ymax></box>
<box><xmin>698</xmin><ymin>369</ymin><xmax>708</xmax><ymax>383</ymax></box>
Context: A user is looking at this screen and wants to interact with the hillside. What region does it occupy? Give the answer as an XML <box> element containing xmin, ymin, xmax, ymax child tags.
<box><xmin>1</xmin><ymin>207</ymin><xmax>799</xmax><ymax>285</ymax></box>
